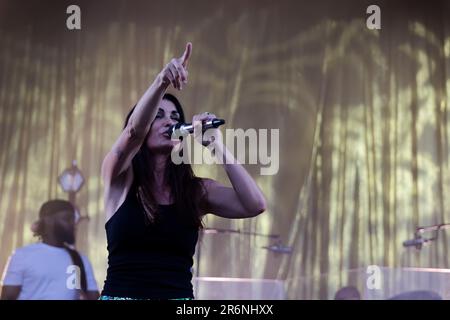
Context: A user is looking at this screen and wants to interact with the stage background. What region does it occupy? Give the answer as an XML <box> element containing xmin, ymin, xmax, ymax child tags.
<box><xmin>0</xmin><ymin>0</ymin><xmax>449</xmax><ymax>299</ymax></box>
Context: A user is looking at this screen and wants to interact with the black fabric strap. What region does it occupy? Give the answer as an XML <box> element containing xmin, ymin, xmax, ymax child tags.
<box><xmin>63</xmin><ymin>244</ymin><xmax>88</xmax><ymax>295</ymax></box>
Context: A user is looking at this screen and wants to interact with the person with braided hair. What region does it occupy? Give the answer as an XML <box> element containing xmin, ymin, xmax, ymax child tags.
<box><xmin>1</xmin><ymin>199</ymin><xmax>99</xmax><ymax>300</ymax></box>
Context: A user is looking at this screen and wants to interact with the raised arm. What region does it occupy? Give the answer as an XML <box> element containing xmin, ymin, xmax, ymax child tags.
<box><xmin>102</xmin><ymin>43</ymin><xmax>192</xmax><ymax>183</ymax></box>
<box><xmin>194</xmin><ymin>113</ymin><xmax>267</xmax><ymax>219</ymax></box>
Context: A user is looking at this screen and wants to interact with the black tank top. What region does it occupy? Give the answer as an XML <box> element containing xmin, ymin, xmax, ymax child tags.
<box><xmin>101</xmin><ymin>181</ymin><xmax>199</xmax><ymax>299</ymax></box>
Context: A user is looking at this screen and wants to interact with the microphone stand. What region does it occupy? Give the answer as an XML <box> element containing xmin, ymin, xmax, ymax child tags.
<box><xmin>408</xmin><ymin>223</ymin><xmax>450</xmax><ymax>250</ymax></box>
<box><xmin>201</xmin><ymin>227</ymin><xmax>280</xmax><ymax>238</ymax></box>
<box><xmin>194</xmin><ymin>227</ymin><xmax>281</xmax><ymax>298</ymax></box>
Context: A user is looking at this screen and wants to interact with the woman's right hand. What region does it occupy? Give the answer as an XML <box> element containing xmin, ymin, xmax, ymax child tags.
<box><xmin>159</xmin><ymin>42</ymin><xmax>192</xmax><ymax>90</ymax></box>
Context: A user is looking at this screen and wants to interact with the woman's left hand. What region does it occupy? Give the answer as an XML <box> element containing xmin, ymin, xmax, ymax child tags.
<box><xmin>192</xmin><ymin>112</ymin><xmax>223</xmax><ymax>147</ymax></box>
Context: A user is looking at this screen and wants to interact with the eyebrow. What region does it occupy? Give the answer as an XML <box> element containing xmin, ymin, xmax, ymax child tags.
<box><xmin>157</xmin><ymin>108</ymin><xmax>179</xmax><ymax>116</ymax></box>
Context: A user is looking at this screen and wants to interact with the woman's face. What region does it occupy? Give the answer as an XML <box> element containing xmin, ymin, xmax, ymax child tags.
<box><xmin>146</xmin><ymin>99</ymin><xmax>181</xmax><ymax>152</ymax></box>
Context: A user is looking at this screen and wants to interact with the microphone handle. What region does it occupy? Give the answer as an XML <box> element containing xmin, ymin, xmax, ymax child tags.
<box><xmin>402</xmin><ymin>238</ymin><xmax>424</xmax><ymax>247</ymax></box>
<box><xmin>174</xmin><ymin>119</ymin><xmax>225</xmax><ymax>136</ymax></box>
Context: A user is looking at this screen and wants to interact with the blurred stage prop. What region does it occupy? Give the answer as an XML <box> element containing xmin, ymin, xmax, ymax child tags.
<box><xmin>194</xmin><ymin>227</ymin><xmax>291</xmax><ymax>299</ymax></box>
<box><xmin>285</xmin><ymin>266</ymin><xmax>450</xmax><ymax>299</ymax></box>
<box><xmin>193</xmin><ymin>277</ymin><xmax>286</xmax><ymax>300</ymax></box>
<box><xmin>194</xmin><ymin>265</ymin><xmax>450</xmax><ymax>299</ymax></box>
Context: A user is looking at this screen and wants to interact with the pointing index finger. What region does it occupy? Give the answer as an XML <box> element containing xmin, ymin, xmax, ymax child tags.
<box><xmin>180</xmin><ymin>42</ymin><xmax>192</xmax><ymax>68</ymax></box>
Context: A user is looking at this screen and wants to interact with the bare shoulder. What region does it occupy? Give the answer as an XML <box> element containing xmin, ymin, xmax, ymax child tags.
<box><xmin>200</xmin><ymin>177</ymin><xmax>221</xmax><ymax>190</ymax></box>
<box><xmin>104</xmin><ymin>168</ymin><xmax>134</xmax><ymax>223</ymax></box>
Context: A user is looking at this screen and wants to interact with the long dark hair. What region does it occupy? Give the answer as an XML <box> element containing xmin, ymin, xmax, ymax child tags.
<box><xmin>125</xmin><ymin>93</ymin><xmax>205</xmax><ymax>229</ymax></box>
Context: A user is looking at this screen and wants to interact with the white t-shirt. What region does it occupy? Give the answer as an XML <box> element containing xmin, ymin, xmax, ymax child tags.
<box><xmin>1</xmin><ymin>243</ymin><xmax>98</xmax><ymax>300</ymax></box>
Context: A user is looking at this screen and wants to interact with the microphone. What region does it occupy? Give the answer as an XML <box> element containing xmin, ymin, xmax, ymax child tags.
<box><xmin>262</xmin><ymin>243</ymin><xmax>293</xmax><ymax>254</ymax></box>
<box><xmin>403</xmin><ymin>237</ymin><xmax>426</xmax><ymax>248</ymax></box>
<box><xmin>166</xmin><ymin>118</ymin><xmax>225</xmax><ymax>137</ymax></box>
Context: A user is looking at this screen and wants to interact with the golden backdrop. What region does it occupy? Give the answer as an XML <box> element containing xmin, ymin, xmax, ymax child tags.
<box><xmin>0</xmin><ymin>0</ymin><xmax>449</xmax><ymax>299</ymax></box>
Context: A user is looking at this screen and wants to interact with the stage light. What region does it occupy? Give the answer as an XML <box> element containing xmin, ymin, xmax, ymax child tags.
<box><xmin>58</xmin><ymin>160</ymin><xmax>85</xmax><ymax>194</ymax></box>
<box><xmin>58</xmin><ymin>160</ymin><xmax>89</xmax><ymax>224</ymax></box>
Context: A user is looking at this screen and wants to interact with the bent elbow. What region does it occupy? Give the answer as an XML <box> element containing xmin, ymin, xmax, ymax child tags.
<box><xmin>257</xmin><ymin>202</ymin><xmax>267</xmax><ymax>215</ymax></box>
<box><xmin>250</xmin><ymin>199</ymin><xmax>267</xmax><ymax>217</ymax></box>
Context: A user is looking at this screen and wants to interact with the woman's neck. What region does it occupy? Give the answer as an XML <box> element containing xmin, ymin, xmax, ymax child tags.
<box><xmin>151</xmin><ymin>153</ymin><xmax>173</xmax><ymax>204</ymax></box>
<box><xmin>153</xmin><ymin>154</ymin><xmax>169</xmax><ymax>186</ymax></box>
